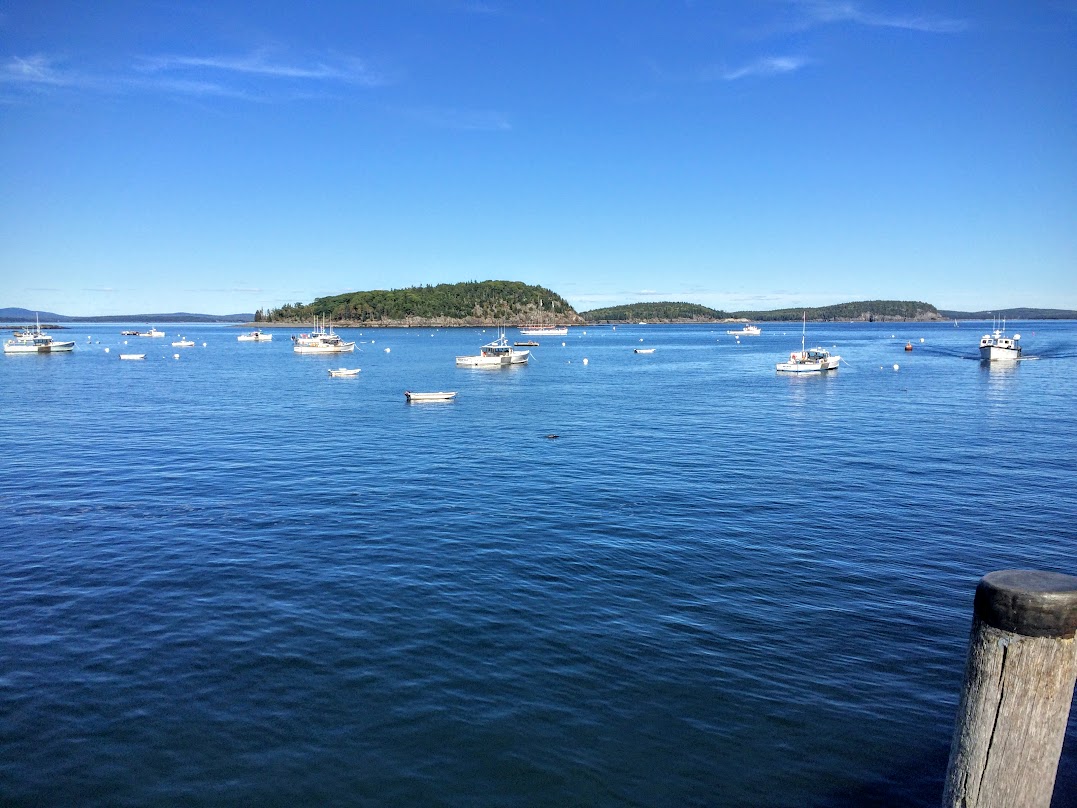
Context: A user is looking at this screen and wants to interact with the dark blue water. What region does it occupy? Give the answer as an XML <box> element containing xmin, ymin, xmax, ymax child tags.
<box><xmin>2</xmin><ymin>321</ymin><xmax>1076</xmax><ymax>807</ymax></box>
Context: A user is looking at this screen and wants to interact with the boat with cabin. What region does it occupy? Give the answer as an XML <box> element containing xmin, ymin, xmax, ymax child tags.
<box><xmin>456</xmin><ymin>331</ymin><xmax>530</xmax><ymax>367</ymax></box>
<box><xmin>172</xmin><ymin>337</ymin><xmax>195</xmax><ymax>347</ymax></box>
<box><xmin>776</xmin><ymin>313</ymin><xmax>840</xmax><ymax>373</ymax></box>
<box><xmin>726</xmin><ymin>324</ymin><xmax>762</xmax><ymax>336</ymax></box>
<box><xmin>292</xmin><ymin>317</ymin><xmax>355</xmax><ymax>354</ymax></box>
<box><xmin>139</xmin><ymin>328</ymin><xmax>165</xmax><ymax>338</ymax></box>
<box><xmin>4</xmin><ymin>318</ymin><xmax>76</xmax><ymax>354</ymax></box>
<box><xmin>978</xmin><ymin>320</ymin><xmax>1022</xmax><ymax>361</ymax></box>
<box><xmin>238</xmin><ymin>330</ymin><xmax>273</xmax><ymax>342</ymax></box>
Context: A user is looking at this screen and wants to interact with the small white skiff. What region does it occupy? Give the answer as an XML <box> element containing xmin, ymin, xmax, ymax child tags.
<box><xmin>405</xmin><ymin>391</ymin><xmax>457</xmax><ymax>402</ymax></box>
<box><xmin>328</xmin><ymin>368</ymin><xmax>361</xmax><ymax>377</ymax></box>
<box><xmin>119</xmin><ymin>353</ymin><xmax>146</xmax><ymax>360</ymax></box>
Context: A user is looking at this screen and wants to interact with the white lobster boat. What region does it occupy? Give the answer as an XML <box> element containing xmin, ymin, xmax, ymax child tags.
<box><xmin>726</xmin><ymin>324</ymin><xmax>761</xmax><ymax>336</ymax></box>
<box><xmin>4</xmin><ymin>318</ymin><xmax>75</xmax><ymax>354</ymax></box>
<box><xmin>456</xmin><ymin>332</ymin><xmax>529</xmax><ymax>367</ymax></box>
<box><xmin>292</xmin><ymin>317</ymin><xmax>355</xmax><ymax>354</ymax></box>
<box><xmin>978</xmin><ymin>321</ymin><xmax>1021</xmax><ymax>361</ymax></box>
<box><xmin>776</xmin><ymin>313</ymin><xmax>840</xmax><ymax>373</ymax></box>
<box><xmin>238</xmin><ymin>330</ymin><xmax>273</xmax><ymax>342</ymax></box>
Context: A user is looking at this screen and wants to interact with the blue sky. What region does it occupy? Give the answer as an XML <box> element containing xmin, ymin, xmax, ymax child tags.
<box><xmin>2</xmin><ymin>1</ymin><xmax>1074</xmax><ymax>315</ymax></box>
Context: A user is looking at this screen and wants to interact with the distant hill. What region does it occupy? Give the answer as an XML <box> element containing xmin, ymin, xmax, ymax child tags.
<box><xmin>265</xmin><ymin>281</ymin><xmax>584</xmax><ymax>326</ymax></box>
<box><xmin>938</xmin><ymin>307</ymin><xmax>1077</xmax><ymax>320</ymax></box>
<box><xmin>0</xmin><ymin>307</ymin><xmax>252</xmax><ymax>323</ymax></box>
<box><xmin>734</xmin><ymin>300</ymin><xmax>942</xmax><ymax>322</ymax></box>
<box><xmin>0</xmin><ymin>307</ymin><xmax>69</xmax><ymax>321</ymax></box>
<box><xmin>580</xmin><ymin>302</ymin><xmax>729</xmax><ymax>323</ymax></box>
<box><xmin>580</xmin><ymin>300</ymin><xmax>941</xmax><ymax>323</ymax></box>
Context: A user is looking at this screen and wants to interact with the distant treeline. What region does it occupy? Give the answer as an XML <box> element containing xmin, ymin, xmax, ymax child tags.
<box><xmin>733</xmin><ymin>300</ymin><xmax>942</xmax><ymax>322</ymax></box>
<box><xmin>262</xmin><ymin>281</ymin><xmax>583</xmax><ymax>324</ymax></box>
<box><xmin>581</xmin><ymin>300</ymin><xmax>942</xmax><ymax>323</ymax></box>
<box><xmin>939</xmin><ymin>308</ymin><xmax>1077</xmax><ymax>320</ymax></box>
<box><xmin>580</xmin><ymin>302</ymin><xmax>728</xmax><ymax>322</ymax></box>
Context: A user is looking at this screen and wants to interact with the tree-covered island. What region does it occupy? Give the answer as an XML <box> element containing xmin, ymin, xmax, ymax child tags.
<box><xmin>256</xmin><ymin>283</ymin><xmax>965</xmax><ymax>326</ymax></box>
<box><xmin>259</xmin><ymin>281</ymin><xmax>586</xmax><ymax>327</ymax></box>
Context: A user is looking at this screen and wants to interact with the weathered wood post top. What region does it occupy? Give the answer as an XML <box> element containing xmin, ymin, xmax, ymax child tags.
<box><xmin>943</xmin><ymin>569</ymin><xmax>1077</xmax><ymax>808</ymax></box>
<box><xmin>974</xmin><ymin>569</ymin><xmax>1077</xmax><ymax>637</ymax></box>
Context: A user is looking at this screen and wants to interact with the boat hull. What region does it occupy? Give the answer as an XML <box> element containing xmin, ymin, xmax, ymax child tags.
<box><xmin>4</xmin><ymin>341</ymin><xmax>75</xmax><ymax>354</ymax></box>
<box><xmin>519</xmin><ymin>327</ymin><xmax>567</xmax><ymax>336</ymax></box>
<box><xmin>294</xmin><ymin>343</ymin><xmax>355</xmax><ymax>354</ymax></box>
<box><xmin>979</xmin><ymin>345</ymin><xmax>1020</xmax><ymax>361</ymax></box>
<box><xmin>456</xmin><ymin>355</ymin><xmax>508</xmax><ymax>367</ymax></box>
<box><xmin>405</xmin><ymin>391</ymin><xmax>457</xmax><ymax>402</ymax></box>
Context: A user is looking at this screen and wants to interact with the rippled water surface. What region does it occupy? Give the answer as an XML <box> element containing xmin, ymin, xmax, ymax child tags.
<box><xmin>2</xmin><ymin>321</ymin><xmax>1076</xmax><ymax>807</ymax></box>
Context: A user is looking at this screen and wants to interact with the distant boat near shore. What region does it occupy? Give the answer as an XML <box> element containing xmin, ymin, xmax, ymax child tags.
<box><xmin>519</xmin><ymin>325</ymin><xmax>568</xmax><ymax>336</ymax></box>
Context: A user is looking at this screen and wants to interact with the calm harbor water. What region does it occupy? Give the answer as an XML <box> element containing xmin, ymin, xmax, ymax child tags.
<box><xmin>2</xmin><ymin>320</ymin><xmax>1076</xmax><ymax>807</ymax></box>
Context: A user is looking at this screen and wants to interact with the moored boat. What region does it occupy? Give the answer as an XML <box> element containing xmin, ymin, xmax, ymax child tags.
<box><xmin>518</xmin><ymin>325</ymin><xmax>568</xmax><ymax>336</ymax></box>
<box><xmin>634</xmin><ymin>348</ymin><xmax>655</xmax><ymax>354</ymax></box>
<box><xmin>172</xmin><ymin>337</ymin><xmax>195</xmax><ymax>347</ymax></box>
<box><xmin>776</xmin><ymin>313</ymin><xmax>840</xmax><ymax>373</ymax></box>
<box><xmin>292</xmin><ymin>317</ymin><xmax>355</xmax><ymax>354</ymax></box>
<box><xmin>119</xmin><ymin>353</ymin><xmax>146</xmax><ymax>360</ymax></box>
<box><xmin>776</xmin><ymin>347</ymin><xmax>840</xmax><ymax>373</ymax></box>
<box><xmin>139</xmin><ymin>327</ymin><xmax>165</xmax><ymax>338</ymax></box>
<box><xmin>978</xmin><ymin>320</ymin><xmax>1021</xmax><ymax>361</ymax></box>
<box><xmin>405</xmin><ymin>391</ymin><xmax>457</xmax><ymax>402</ymax></box>
<box><xmin>238</xmin><ymin>330</ymin><xmax>273</xmax><ymax>342</ymax></box>
<box><xmin>3</xmin><ymin>317</ymin><xmax>75</xmax><ymax>354</ymax></box>
<box><xmin>727</xmin><ymin>324</ymin><xmax>761</xmax><ymax>336</ymax></box>
<box><xmin>328</xmin><ymin>367</ymin><xmax>361</xmax><ymax>377</ymax></box>
<box><xmin>456</xmin><ymin>332</ymin><xmax>529</xmax><ymax>367</ymax></box>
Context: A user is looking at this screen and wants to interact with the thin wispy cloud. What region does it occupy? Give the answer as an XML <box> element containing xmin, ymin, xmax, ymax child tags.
<box><xmin>792</xmin><ymin>1</ymin><xmax>967</xmax><ymax>33</ymax></box>
<box><xmin>1</xmin><ymin>49</ymin><xmax>387</xmax><ymax>101</ymax></box>
<box><xmin>137</xmin><ymin>51</ymin><xmax>386</xmax><ymax>87</ymax></box>
<box><xmin>715</xmin><ymin>56</ymin><xmax>809</xmax><ymax>81</ymax></box>
<box><xmin>1</xmin><ymin>54</ymin><xmax>77</xmax><ymax>87</ymax></box>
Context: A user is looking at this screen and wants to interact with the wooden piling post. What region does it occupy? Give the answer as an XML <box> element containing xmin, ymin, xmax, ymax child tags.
<box><xmin>942</xmin><ymin>570</ymin><xmax>1077</xmax><ymax>808</ymax></box>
